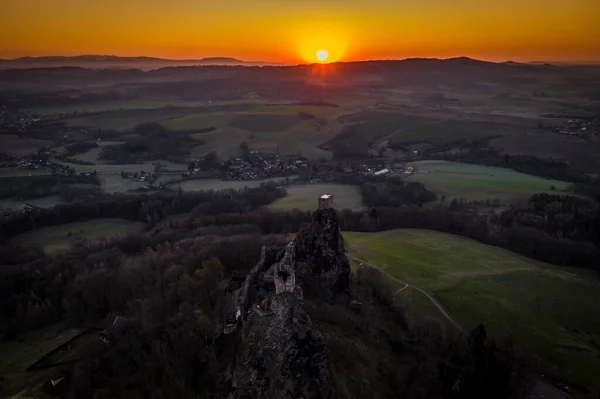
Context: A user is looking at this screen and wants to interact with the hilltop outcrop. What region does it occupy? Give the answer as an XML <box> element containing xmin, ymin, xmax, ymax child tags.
<box><xmin>229</xmin><ymin>291</ymin><xmax>335</xmax><ymax>399</ymax></box>
<box><xmin>222</xmin><ymin>197</ymin><xmax>348</xmax><ymax>398</ymax></box>
<box><xmin>294</xmin><ymin>207</ymin><xmax>351</xmax><ymax>299</ymax></box>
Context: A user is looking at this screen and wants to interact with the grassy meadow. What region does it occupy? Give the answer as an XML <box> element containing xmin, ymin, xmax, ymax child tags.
<box><xmin>407</xmin><ymin>161</ymin><xmax>570</xmax><ymax>201</ymax></box>
<box><xmin>0</xmin><ymin>324</ymin><xmax>81</xmax><ymax>396</ymax></box>
<box><xmin>168</xmin><ymin>177</ymin><xmax>296</xmax><ymax>192</ymax></box>
<box><xmin>64</xmin><ymin>102</ymin><xmax>346</xmax><ymax>161</ymax></box>
<box><xmin>345</xmin><ymin>229</ymin><xmax>600</xmax><ymax>392</ymax></box>
<box><xmin>338</xmin><ymin>111</ymin><xmax>532</xmax><ymax>148</ymax></box>
<box><xmin>0</xmin><ymin>134</ymin><xmax>54</xmax><ymax>158</ymax></box>
<box><xmin>10</xmin><ymin>218</ymin><xmax>146</xmax><ymax>254</ymax></box>
<box><xmin>269</xmin><ymin>183</ymin><xmax>365</xmax><ymax>211</ymax></box>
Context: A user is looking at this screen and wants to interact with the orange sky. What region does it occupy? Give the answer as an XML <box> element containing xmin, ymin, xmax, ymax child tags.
<box><xmin>1</xmin><ymin>0</ymin><xmax>599</xmax><ymax>63</ymax></box>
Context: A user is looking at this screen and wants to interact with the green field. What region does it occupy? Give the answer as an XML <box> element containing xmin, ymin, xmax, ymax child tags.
<box><xmin>161</xmin><ymin>113</ymin><xmax>225</xmax><ymax>131</ymax></box>
<box><xmin>65</xmin><ymin>108</ymin><xmax>191</xmax><ymax>130</ymax></box>
<box><xmin>189</xmin><ymin>127</ymin><xmax>251</xmax><ymax>160</ymax></box>
<box><xmin>338</xmin><ymin>111</ymin><xmax>531</xmax><ymax>147</ymax></box>
<box><xmin>65</xmin><ymin>104</ymin><xmax>256</xmax><ymax>131</ymax></box>
<box><xmin>168</xmin><ymin>177</ymin><xmax>296</xmax><ymax>192</ymax></box>
<box><xmin>0</xmin><ymin>324</ymin><xmax>81</xmax><ymax>396</ymax></box>
<box><xmin>345</xmin><ymin>229</ymin><xmax>600</xmax><ymax>392</ymax></box>
<box><xmin>0</xmin><ymin>134</ymin><xmax>54</xmax><ymax>158</ymax></box>
<box><xmin>10</xmin><ymin>218</ymin><xmax>146</xmax><ymax>253</ymax></box>
<box><xmin>62</xmin><ymin>103</ymin><xmax>344</xmax><ymax>161</ymax></box>
<box><xmin>407</xmin><ymin>161</ymin><xmax>570</xmax><ymax>201</ymax></box>
<box><xmin>228</xmin><ymin>113</ymin><xmax>304</xmax><ymax>133</ymax></box>
<box><xmin>0</xmin><ymin>195</ymin><xmax>65</xmax><ymax>211</ymax></box>
<box><xmin>269</xmin><ymin>183</ymin><xmax>365</xmax><ymax>211</ymax></box>
<box><xmin>29</xmin><ymin>98</ymin><xmax>191</xmax><ymax>116</ymax></box>
<box><xmin>254</xmin><ymin>104</ymin><xmax>348</xmax><ymax>118</ymax></box>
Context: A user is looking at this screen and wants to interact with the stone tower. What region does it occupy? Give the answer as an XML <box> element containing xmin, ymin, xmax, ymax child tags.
<box><xmin>318</xmin><ymin>193</ymin><xmax>334</xmax><ymax>210</ymax></box>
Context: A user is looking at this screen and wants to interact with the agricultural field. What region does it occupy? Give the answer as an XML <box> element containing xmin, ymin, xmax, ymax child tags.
<box><xmin>406</xmin><ymin>161</ymin><xmax>570</xmax><ymax>201</ymax></box>
<box><xmin>65</xmin><ymin>108</ymin><xmax>189</xmax><ymax>130</ymax></box>
<box><xmin>269</xmin><ymin>183</ymin><xmax>365</xmax><ymax>211</ymax></box>
<box><xmin>162</xmin><ymin>113</ymin><xmax>227</xmax><ymax>131</ymax></box>
<box><xmin>338</xmin><ymin>111</ymin><xmax>533</xmax><ymax>148</ymax></box>
<box><xmin>0</xmin><ymin>167</ymin><xmax>53</xmax><ymax>177</ymax></box>
<box><xmin>488</xmin><ymin>133</ymin><xmax>600</xmax><ymax>173</ymax></box>
<box><xmin>228</xmin><ymin>113</ymin><xmax>304</xmax><ymax>133</ymax></box>
<box><xmin>10</xmin><ymin>218</ymin><xmax>146</xmax><ymax>254</ymax></box>
<box><xmin>64</xmin><ymin>104</ymin><xmax>257</xmax><ymax>131</ymax></box>
<box><xmin>70</xmin><ymin>140</ymin><xmax>124</xmax><ymax>164</ymax></box>
<box><xmin>63</xmin><ymin>103</ymin><xmax>345</xmax><ymax>162</ymax></box>
<box><xmin>254</xmin><ymin>104</ymin><xmax>348</xmax><ymax>118</ymax></box>
<box><xmin>0</xmin><ymin>324</ymin><xmax>81</xmax><ymax>396</ymax></box>
<box><xmin>345</xmin><ymin>229</ymin><xmax>600</xmax><ymax>392</ymax></box>
<box><xmin>168</xmin><ymin>176</ymin><xmax>295</xmax><ymax>192</ymax></box>
<box><xmin>28</xmin><ymin>98</ymin><xmax>193</xmax><ymax>116</ymax></box>
<box><xmin>189</xmin><ymin>127</ymin><xmax>251</xmax><ymax>160</ymax></box>
<box><xmin>0</xmin><ymin>195</ymin><xmax>65</xmax><ymax>211</ymax></box>
<box><xmin>0</xmin><ymin>134</ymin><xmax>53</xmax><ymax>157</ymax></box>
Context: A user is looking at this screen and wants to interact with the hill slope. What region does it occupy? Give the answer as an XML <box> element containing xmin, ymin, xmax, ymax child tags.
<box><xmin>345</xmin><ymin>229</ymin><xmax>600</xmax><ymax>393</ymax></box>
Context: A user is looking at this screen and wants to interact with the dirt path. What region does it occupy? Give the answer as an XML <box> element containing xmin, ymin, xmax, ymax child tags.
<box><xmin>349</xmin><ymin>255</ymin><xmax>465</xmax><ymax>334</ymax></box>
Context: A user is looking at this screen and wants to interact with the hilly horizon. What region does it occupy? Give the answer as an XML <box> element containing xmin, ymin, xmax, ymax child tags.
<box><xmin>0</xmin><ymin>54</ymin><xmax>281</xmax><ymax>70</ymax></box>
<box><xmin>0</xmin><ymin>54</ymin><xmax>580</xmax><ymax>72</ymax></box>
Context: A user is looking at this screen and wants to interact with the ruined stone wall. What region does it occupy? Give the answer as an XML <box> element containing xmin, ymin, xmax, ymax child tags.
<box><xmin>234</xmin><ymin>246</ymin><xmax>279</xmax><ymax>324</ymax></box>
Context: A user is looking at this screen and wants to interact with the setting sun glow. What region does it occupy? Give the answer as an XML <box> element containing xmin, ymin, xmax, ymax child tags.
<box><xmin>1</xmin><ymin>1</ymin><xmax>599</xmax><ymax>63</ymax></box>
<box><xmin>316</xmin><ymin>50</ymin><xmax>329</xmax><ymax>62</ymax></box>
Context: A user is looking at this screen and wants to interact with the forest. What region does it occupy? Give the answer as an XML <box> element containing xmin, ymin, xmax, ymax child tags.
<box><xmin>1</xmin><ymin>180</ymin><xmax>598</xmax><ymax>398</ymax></box>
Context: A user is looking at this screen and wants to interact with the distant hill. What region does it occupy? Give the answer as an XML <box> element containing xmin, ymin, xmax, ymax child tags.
<box><xmin>0</xmin><ymin>55</ymin><xmax>279</xmax><ymax>70</ymax></box>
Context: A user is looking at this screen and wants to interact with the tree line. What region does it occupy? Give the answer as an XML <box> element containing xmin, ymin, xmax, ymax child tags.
<box><xmin>188</xmin><ymin>197</ymin><xmax>600</xmax><ymax>271</ymax></box>
<box><xmin>0</xmin><ymin>182</ymin><xmax>285</xmax><ymax>240</ymax></box>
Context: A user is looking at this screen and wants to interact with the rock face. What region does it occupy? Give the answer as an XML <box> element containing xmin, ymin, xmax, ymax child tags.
<box><xmin>294</xmin><ymin>207</ymin><xmax>351</xmax><ymax>299</ymax></box>
<box><xmin>229</xmin><ymin>292</ymin><xmax>335</xmax><ymax>399</ymax></box>
<box><xmin>223</xmin><ymin>198</ymin><xmax>348</xmax><ymax>399</ymax></box>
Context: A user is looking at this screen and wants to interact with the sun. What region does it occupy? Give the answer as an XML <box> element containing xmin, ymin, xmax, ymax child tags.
<box><xmin>316</xmin><ymin>49</ymin><xmax>329</xmax><ymax>62</ymax></box>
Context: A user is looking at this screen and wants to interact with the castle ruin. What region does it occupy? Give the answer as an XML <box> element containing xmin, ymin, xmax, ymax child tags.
<box><xmin>222</xmin><ymin>194</ymin><xmax>345</xmax><ymax>335</ymax></box>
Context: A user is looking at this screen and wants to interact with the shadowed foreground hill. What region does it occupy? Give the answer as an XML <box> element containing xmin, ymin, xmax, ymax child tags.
<box><xmin>0</xmin><ymin>199</ymin><xmax>534</xmax><ymax>398</ymax></box>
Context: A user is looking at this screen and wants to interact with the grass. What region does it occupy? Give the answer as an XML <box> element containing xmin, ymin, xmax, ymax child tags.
<box><xmin>269</xmin><ymin>183</ymin><xmax>365</xmax><ymax>211</ymax></box>
<box><xmin>254</xmin><ymin>104</ymin><xmax>347</xmax><ymax>118</ymax></box>
<box><xmin>345</xmin><ymin>229</ymin><xmax>600</xmax><ymax>392</ymax></box>
<box><xmin>65</xmin><ymin>104</ymin><xmax>257</xmax><ymax>131</ymax></box>
<box><xmin>407</xmin><ymin>161</ymin><xmax>570</xmax><ymax>201</ymax></box>
<box><xmin>0</xmin><ymin>134</ymin><xmax>54</xmax><ymax>158</ymax></box>
<box><xmin>0</xmin><ymin>195</ymin><xmax>65</xmax><ymax>211</ymax></box>
<box><xmin>168</xmin><ymin>177</ymin><xmax>295</xmax><ymax>192</ymax></box>
<box><xmin>228</xmin><ymin>113</ymin><xmax>304</xmax><ymax>133</ymax></box>
<box><xmin>161</xmin><ymin>113</ymin><xmax>226</xmax><ymax>131</ymax></box>
<box><xmin>0</xmin><ymin>324</ymin><xmax>79</xmax><ymax>396</ymax></box>
<box><xmin>10</xmin><ymin>218</ymin><xmax>146</xmax><ymax>254</ymax></box>
<box><xmin>488</xmin><ymin>134</ymin><xmax>600</xmax><ymax>173</ymax></box>
<box><xmin>337</xmin><ymin>111</ymin><xmax>532</xmax><ymax>149</ymax></box>
<box><xmin>29</xmin><ymin>98</ymin><xmax>189</xmax><ymax>116</ymax></box>
<box><xmin>63</xmin><ymin>103</ymin><xmax>342</xmax><ymax>162</ymax></box>
<box><xmin>189</xmin><ymin>127</ymin><xmax>251</xmax><ymax>160</ymax></box>
<box><xmin>65</xmin><ymin>108</ymin><xmax>191</xmax><ymax>130</ymax></box>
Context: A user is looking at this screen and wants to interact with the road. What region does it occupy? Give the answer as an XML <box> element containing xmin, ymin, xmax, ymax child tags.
<box><xmin>349</xmin><ymin>255</ymin><xmax>465</xmax><ymax>334</ymax></box>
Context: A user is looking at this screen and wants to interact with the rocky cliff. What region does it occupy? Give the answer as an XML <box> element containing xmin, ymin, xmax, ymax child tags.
<box><xmin>229</xmin><ymin>292</ymin><xmax>335</xmax><ymax>399</ymax></box>
<box><xmin>294</xmin><ymin>207</ymin><xmax>351</xmax><ymax>299</ymax></box>
<box><xmin>222</xmin><ymin>202</ymin><xmax>350</xmax><ymax>398</ymax></box>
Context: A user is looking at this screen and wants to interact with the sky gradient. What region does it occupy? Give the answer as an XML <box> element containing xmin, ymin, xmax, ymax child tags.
<box><xmin>1</xmin><ymin>0</ymin><xmax>599</xmax><ymax>63</ymax></box>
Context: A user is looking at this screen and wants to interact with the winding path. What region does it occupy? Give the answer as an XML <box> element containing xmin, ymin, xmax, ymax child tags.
<box><xmin>349</xmin><ymin>256</ymin><xmax>465</xmax><ymax>334</ymax></box>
